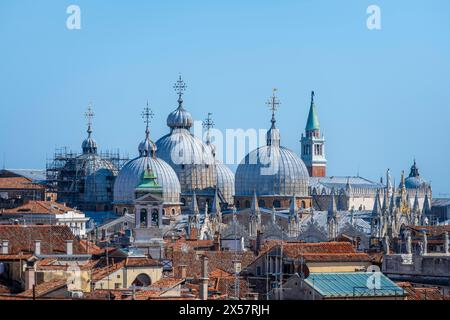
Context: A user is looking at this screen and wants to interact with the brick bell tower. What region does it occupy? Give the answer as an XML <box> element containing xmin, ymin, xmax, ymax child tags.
<box><xmin>301</xmin><ymin>91</ymin><xmax>327</xmax><ymax>177</ymax></box>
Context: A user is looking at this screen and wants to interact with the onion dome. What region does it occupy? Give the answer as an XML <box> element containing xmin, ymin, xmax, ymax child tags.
<box><xmin>155</xmin><ymin>76</ymin><xmax>216</xmax><ymax>192</ymax></box>
<box><xmin>167</xmin><ymin>75</ymin><xmax>193</xmax><ymax>130</ymax></box>
<box><xmin>235</xmin><ymin>90</ymin><xmax>309</xmax><ymax>197</ymax></box>
<box><xmin>82</xmin><ymin>104</ymin><xmax>98</xmax><ymax>154</ymax></box>
<box><xmin>113</xmin><ymin>105</ymin><xmax>181</xmax><ymax>204</ymax></box>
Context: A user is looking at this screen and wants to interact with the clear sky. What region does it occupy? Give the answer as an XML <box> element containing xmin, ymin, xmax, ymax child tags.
<box><xmin>0</xmin><ymin>0</ymin><xmax>449</xmax><ymax>195</ymax></box>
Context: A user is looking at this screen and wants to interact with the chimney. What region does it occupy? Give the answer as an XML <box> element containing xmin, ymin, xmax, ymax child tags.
<box><xmin>199</xmin><ymin>255</ymin><xmax>209</xmax><ymax>300</ymax></box>
<box><xmin>24</xmin><ymin>264</ymin><xmax>36</xmax><ymax>291</ymax></box>
<box><xmin>34</xmin><ymin>240</ymin><xmax>41</xmax><ymax>256</ymax></box>
<box><xmin>1</xmin><ymin>240</ymin><xmax>9</xmax><ymax>255</ymax></box>
<box><xmin>66</xmin><ymin>240</ymin><xmax>73</xmax><ymax>255</ymax></box>
<box><xmin>178</xmin><ymin>264</ymin><xmax>187</xmax><ymax>279</ymax></box>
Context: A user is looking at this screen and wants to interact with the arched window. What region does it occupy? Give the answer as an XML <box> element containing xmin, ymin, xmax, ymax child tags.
<box><xmin>258</xmin><ymin>200</ymin><xmax>265</xmax><ymax>208</ymax></box>
<box><xmin>236</xmin><ymin>201</ymin><xmax>240</xmax><ymax>209</ymax></box>
<box><xmin>301</xmin><ymin>201</ymin><xmax>306</xmax><ymax>209</ymax></box>
<box><xmin>181</xmin><ymin>198</ymin><xmax>186</xmax><ymax>206</ymax></box>
<box><xmin>273</xmin><ymin>200</ymin><xmax>281</xmax><ymax>208</ymax></box>
<box><xmin>245</xmin><ymin>200</ymin><xmax>251</xmax><ymax>208</ymax></box>
<box><xmin>140</xmin><ymin>209</ymin><xmax>147</xmax><ymax>227</ymax></box>
<box><xmin>151</xmin><ymin>209</ymin><xmax>159</xmax><ymax>226</ymax></box>
<box><xmin>123</xmin><ymin>208</ymin><xmax>128</xmax><ymax>215</ymax></box>
<box><xmin>132</xmin><ymin>273</ymin><xmax>151</xmax><ymax>287</ymax></box>
<box><xmin>171</xmin><ymin>208</ymin><xmax>176</xmax><ymax>215</ymax></box>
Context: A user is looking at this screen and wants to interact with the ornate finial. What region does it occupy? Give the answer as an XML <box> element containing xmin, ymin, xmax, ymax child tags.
<box><xmin>85</xmin><ymin>102</ymin><xmax>94</xmax><ymax>137</ymax></box>
<box><xmin>266</xmin><ymin>88</ymin><xmax>280</xmax><ymax>128</ymax></box>
<box><xmin>173</xmin><ymin>74</ymin><xmax>187</xmax><ymax>107</ymax></box>
<box><xmin>202</xmin><ymin>112</ymin><xmax>214</xmax><ymax>144</ymax></box>
<box><xmin>141</xmin><ymin>101</ymin><xmax>154</xmax><ymax>138</ymax></box>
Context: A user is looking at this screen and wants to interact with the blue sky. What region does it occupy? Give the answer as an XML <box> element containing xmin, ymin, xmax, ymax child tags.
<box><xmin>0</xmin><ymin>0</ymin><xmax>449</xmax><ymax>195</ymax></box>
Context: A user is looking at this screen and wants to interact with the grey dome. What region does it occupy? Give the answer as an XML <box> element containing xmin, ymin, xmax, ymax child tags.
<box><xmin>405</xmin><ymin>176</ymin><xmax>427</xmax><ymax>189</ymax></box>
<box><xmin>235</xmin><ymin>145</ymin><xmax>309</xmax><ymax>197</ymax></box>
<box><xmin>113</xmin><ymin>156</ymin><xmax>181</xmax><ymax>204</ymax></box>
<box><xmin>404</xmin><ymin>160</ymin><xmax>429</xmax><ymax>189</ymax></box>
<box><xmin>215</xmin><ymin>161</ymin><xmax>235</xmax><ymax>204</ymax></box>
<box><xmin>167</xmin><ymin>106</ymin><xmax>193</xmax><ymax>129</ymax></box>
<box><xmin>155</xmin><ymin>128</ymin><xmax>216</xmax><ymax>192</ymax></box>
<box><xmin>62</xmin><ymin>153</ymin><xmax>117</xmax><ymax>204</ymax></box>
<box><xmin>138</xmin><ymin>136</ymin><xmax>157</xmax><ymax>157</ymax></box>
<box><xmin>82</xmin><ymin>137</ymin><xmax>98</xmax><ymax>154</ymax></box>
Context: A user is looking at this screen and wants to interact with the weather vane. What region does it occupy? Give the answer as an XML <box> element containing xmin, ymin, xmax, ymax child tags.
<box><xmin>266</xmin><ymin>88</ymin><xmax>280</xmax><ymax>124</ymax></box>
<box><xmin>141</xmin><ymin>101</ymin><xmax>154</xmax><ymax>134</ymax></box>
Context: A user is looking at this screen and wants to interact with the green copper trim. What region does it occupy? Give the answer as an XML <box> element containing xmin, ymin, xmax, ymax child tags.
<box><xmin>306</xmin><ymin>91</ymin><xmax>320</xmax><ymax>131</ymax></box>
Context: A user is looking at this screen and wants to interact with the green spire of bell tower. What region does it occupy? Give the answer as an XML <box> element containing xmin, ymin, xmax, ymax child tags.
<box><xmin>305</xmin><ymin>91</ymin><xmax>320</xmax><ymax>131</ymax></box>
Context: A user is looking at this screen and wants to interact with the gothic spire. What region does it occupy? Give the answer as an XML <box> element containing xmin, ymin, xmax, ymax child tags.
<box><xmin>372</xmin><ymin>190</ymin><xmax>382</xmax><ymax>217</ymax></box>
<box><xmin>412</xmin><ymin>191</ymin><xmax>420</xmax><ymax>213</ymax></box>
<box><xmin>328</xmin><ymin>189</ymin><xmax>337</xmax><ymax>218</ymax></box>
<box><xmin>422</xmin><ymin>193</ymin><xmax>431</xmax><ymax>214</ymax></box>
<box><xmin>289</xmin><ymin>194</ymin><xmax>298</xmax><ymax>217</ymax></box>
<box><xmin>251</xmin><ymin>190</ymin><xmax>260</xmax><ymax>213</ymax></box>
<box><xmin>211</xmin><ymin>188</ymin><xmax>221</xmax><ymax>217</ymax></box>
<box><xmin>191</xmin><ymin>191</ymin><xmax>199</xmax><ymax>215</ymax></box>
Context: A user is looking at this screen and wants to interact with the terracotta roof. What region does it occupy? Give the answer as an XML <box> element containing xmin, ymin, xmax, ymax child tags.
<box><xmin>171</xmin><ymin>250</ymin><xmax>256</xmax><ymax>279</ymax></box>
<box><xmin>3</xmin><ymin>201</ymin><xmax>79</xmax><ymax>215</ymax></box>
<box><xmin>209</xmin><ymin>268</ymin><xmax>234</xmax><ymax>279</ymax></box>
<box><xmin>397</xmin><ymin>282</ymin><xmax>447</xmax><ymax>300</ymax></box>
<box><xmin>17</xmin><ymin>279</ymin><xmax>67</xmax><ymax>298</ymax></box>
<box><xmin>0</xmin><ymin>225</ymin><xmax>85</xmax><ymax>255</ymax></box>
<box><xmin>90</xmin><ymin>257</ymin><xmax>126</xmax><ymax>282</ymax></box>
<box><xmin>0</xmin><ymin>176</ymin><xmax>45</xmax><ymax>190</ymax></box>
<box><xmin>165</xmin><ymin>237</ymin><xmax>215</xmax><ymax>251</ymax></box>
<box><xmin>409</xmin><ymin>225</ymin><xmax>450</xmax><ymax>237</ymax></box>
<box><xmin>125</xmin><ymin>256</ymin><xmax>163</xmax><ymax>267</ymax></box>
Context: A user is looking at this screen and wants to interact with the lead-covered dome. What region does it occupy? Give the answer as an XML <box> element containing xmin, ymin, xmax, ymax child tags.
<box><xmin>235</xmin><ymin>145</ymin><xmax>309</xmax><ymax>197</ymax></box>
<box><xmin>167</xmin><ymin>106</ymin><xmax>193</xmax><ymax>129</ymax></box>
<box><xmin>113</xmin><ymin>155</ymin><xmax>180</xmax><ymax>204</ymax></box>
<box><xmin>215</xmin><ymin>161</ymin><xmax>235</xmax><ymax>204</ymax></box>
<box><xmin>235</xmin><ymin>90</ymin><xmax>309</xmax><ymax>197</ymax></box>
<box><xmin>155</xmin><ymin>75</ymin><xmax>216</xmax><ymax>192</ymax></box>
<box><xmin>114</xmin><ymin>110</ymin><xmax>181</xmax><ymax>204</ymax></box>
<box><xmin>405</xmin><ymin>160</ymin><xmax>429</xmax><ymax>189</ymax></box>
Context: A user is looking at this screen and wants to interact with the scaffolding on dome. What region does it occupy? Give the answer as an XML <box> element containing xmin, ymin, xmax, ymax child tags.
<box><xmin>46</xmin><ymin>146</ymin><xmax>129</xmax><ymax>211</ymax></box>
